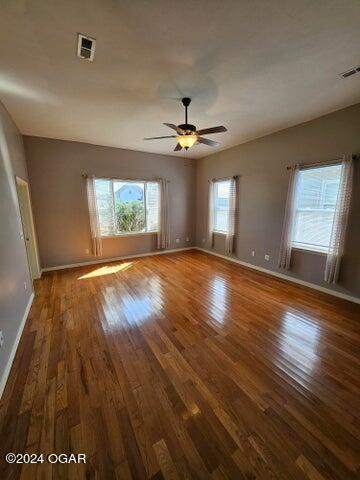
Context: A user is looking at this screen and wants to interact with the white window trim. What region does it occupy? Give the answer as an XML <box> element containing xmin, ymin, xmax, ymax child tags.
<box><xmin>291</xmin><ymin>243</ymin><xmax>328</xmax><ymax>255</ymax></box>
<box><xmin>95</xmin><ymin>177</ymin><xmax>159</xmax><ymax>237</ymax></box>
<box><xmin>213</xmin><ymin>179</ymin><xmax>231</xmax><ymax>234</ymax></box>
<box><xmin>101</xmin><ymin>231</ymin><xmax>157</xmax><ymax>239</ymax></box>
<box><xmin>290</xmin><ymin>163</ymin><xmax>341</xmax><ymax>256</ymax></box>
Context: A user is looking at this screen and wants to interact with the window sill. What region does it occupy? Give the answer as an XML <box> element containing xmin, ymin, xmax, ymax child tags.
<box><xmin>292</xmin><ymin>244</ymin><xmax>328</xmax><ymax>256</ymax></box>
<box><xmin>213</xmin><ymin>230</ymin><xmax>228</xmax><ymax>235</ymax></box>
<box><xmin>102</xmin><ymin>231</ymin><xmax>157</xmax><ymax>239</ymax></box>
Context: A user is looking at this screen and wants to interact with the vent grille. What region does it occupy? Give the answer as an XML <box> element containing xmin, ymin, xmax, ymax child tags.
<box><xmin>77</xmin><ymin>34</ymin><xmax>96</xmax><ymax>62</ymax></box>
<box><xmin>340</xmin><ymin>66</ymin><xmax>360</xmax><ymax>78</ymax></box>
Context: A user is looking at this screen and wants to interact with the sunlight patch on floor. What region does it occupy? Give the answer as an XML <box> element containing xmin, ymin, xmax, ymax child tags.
<box><xmin>78</xmin><ymin>262</ymin><xmax>133</xmax><ymax>279</ymax></box>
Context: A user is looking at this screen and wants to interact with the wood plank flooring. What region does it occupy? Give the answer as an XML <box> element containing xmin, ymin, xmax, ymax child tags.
<box><xmin>1</xmin><ymin>249</ymin><xmax>360</xmax><ymax>480</ymax></box>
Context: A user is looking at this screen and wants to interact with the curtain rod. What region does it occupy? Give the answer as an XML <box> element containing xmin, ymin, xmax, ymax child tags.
<box><xmin>82</xmin><ymin>174</ymin><xmax>169</xmax><ymax>182</ymax></box>
<box><xmin>286</xmin><ymin>154</ymin><xmax>358</xmax><ymax>171</ymax></box>
<box><xmin>208</xmin><ymin>175</ymin><xmax>239</xmax><ymax>182</ymax></box>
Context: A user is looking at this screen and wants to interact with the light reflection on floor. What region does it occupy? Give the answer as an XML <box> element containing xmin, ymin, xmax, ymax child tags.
<box><xmin>101</xmin><ymin>276</ymin><xmax>164</xmax><ymax>332</ymax></box>
<box><xmin>209</xmin><ymin>275</ymin><xmax>228</xmax><ymax>324</ymax></box>
<box><xmin>127</xmin><ymin>277</ymin><xmax>163</xmax><ymax>323</ymax></box>
<box><xmin>278</xmin><ymin>310</ymin><xmax>322</xmax><ymax>372</ymax></box>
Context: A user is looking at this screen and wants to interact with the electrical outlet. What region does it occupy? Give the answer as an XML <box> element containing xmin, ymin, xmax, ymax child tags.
<box><xmin>251</xmin><ymin>250</ymin><xmax>256</xmax><ymax>257</ymax></box>
<box><xmin>202</xmin><ymin>238</ymin><xmax>206</xmax><ymax>243</ymax></box>
<box><xmin>176</xmin><ymin>238</ymin><xmax>180</xmax><ymax>243</ymax></box>
<box><xmin>24</xmin><ymin>282</ymin><xmax>27</xmax><ymax>290</ymax></box>
<box><xmin>186</xmin><ymin>237</ymin><xmax>190</xmax><ymax>242</ymax></box>
<box><xmin>264</xmin><ymin>254</ymin><xmax>270</xmax><ymax>261</ymax></box>
<box><xmin>0</xmin><ymin>331</ymin><xmax>4</xmax><ymax>348</ymax></box>
<box><xmin>85</xmin><ymin>249</ymin><xmax>90</xmax><ymax>254</ymax></box>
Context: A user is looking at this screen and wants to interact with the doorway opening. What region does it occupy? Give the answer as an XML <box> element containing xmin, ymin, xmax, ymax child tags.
<box><xmin>15</xmin><ymin>176</ymin><xmax>41</xmax><ymax>281</ymax></box>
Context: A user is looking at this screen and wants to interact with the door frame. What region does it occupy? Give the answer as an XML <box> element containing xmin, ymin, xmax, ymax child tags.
<box><xmin>15</xmin><ymin>176</ymin><xmax>41</xmax><ymax>280</ymax></box>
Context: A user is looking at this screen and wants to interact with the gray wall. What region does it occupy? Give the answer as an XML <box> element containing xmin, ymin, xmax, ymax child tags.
<box><xmin>0</xmin><ymin>101</ymin><xmax>32</xmax><ymax>389</ymax></box>
<box><xmin>196</xmin><ymin>103</ymin><xmax>360</xmax><ymax>298</ymax></box>
<box><xmin>23</xmin><ymin>137</ymin><xmax>196</xmax><ymax>269</ymax></box>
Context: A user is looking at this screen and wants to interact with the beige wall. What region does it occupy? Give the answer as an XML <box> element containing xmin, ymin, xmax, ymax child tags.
<box><xmin>22</xmin><ymin>103</ymin><xmax>360</xmax><ymax>297</ymax></box>
<box><xmin>196</xmin><ymin>103</ymin><xmax>360</xmax><ymax>298</ymax></box>
<box><xmin>23</xmin><ymin>137</ymin><xmax>196</xmax><ymax>269</ymax></box>
<box><xmin>0</xmin><ymin>101</ymin><xmax>32</xmax><ymax>391</ymax></box>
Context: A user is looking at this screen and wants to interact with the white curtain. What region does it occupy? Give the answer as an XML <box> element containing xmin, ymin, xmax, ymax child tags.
<box><xmin>278</xmin><ymin>165</ymin><xmax>299</xmax><ymax>269</ymax></box>
<box><xmin>86</xmin><ymin>176</ymin><xmax>103</xmax><ymax>257</ymax></box>
<box><xmin>207</xmin><ymin>180</ymin><xmax>214</xmax><ymax>248</ymax></box>
<box><xmin>225</xmin><ymin>176</ymin><xmax>239</xmax><ymax>254</ymax></box>
<box><xmin>324</xmin><ymin>155</ymin><xmax>354</xmax><ymax>283</ymax></box>
<box><xmin>157</xmin><ymin>178</ymin><xmax>170</xmax><ymax>249</ymax></box>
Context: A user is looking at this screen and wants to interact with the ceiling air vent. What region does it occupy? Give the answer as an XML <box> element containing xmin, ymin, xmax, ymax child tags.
<box><xmin>340</xmin><ymin>66</ymin><xmax>360</xmax><ymax>78</ymax></box>
<box><xmin>77</xmin><ymin>34</ymin><xmax>96</xmax><ymax>61</ymax></box>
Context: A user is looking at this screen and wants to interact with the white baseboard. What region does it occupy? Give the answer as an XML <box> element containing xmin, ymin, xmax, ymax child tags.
<box><xmin>41</xmin><ymin>247</ymin><xmax>194</xmax><ymax>273</ymax></box>
<box><xmin>0</xmin><ymin>291</ymin><xmax>35</xmax><ymax>399</ymax></box>
<box><xmin>195</xmin><ymin>247</ymin><xmax>360</xmax><ymax>305</ymax></box>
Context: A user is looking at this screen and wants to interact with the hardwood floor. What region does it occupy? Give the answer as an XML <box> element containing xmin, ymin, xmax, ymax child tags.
<box><xmin>1</xmin><ymin>250</ymin><xmax>360</xmax><ymax>480</ymax></box>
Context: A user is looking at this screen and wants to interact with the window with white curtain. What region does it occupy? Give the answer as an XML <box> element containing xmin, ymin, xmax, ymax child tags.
<box><xmin>94</xmin><ymin>178</ymin><xmax>159</xmax><ymax>236</ymax></box>
<box><xmin>291</xmin><ymin>164</ymin><xmax>342</xmax><ymax>253</ymax></box>
<box><xmin>213</xmin><ymin>179</ymin><xmax>231</xmax><ymax>233</ymax></box>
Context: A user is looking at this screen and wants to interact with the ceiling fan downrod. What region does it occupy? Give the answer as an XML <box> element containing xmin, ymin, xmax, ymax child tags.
<box><xmin>182</xmin><ymin>97</ymin><xmax>191</xmax><ymax>125</ymax></box>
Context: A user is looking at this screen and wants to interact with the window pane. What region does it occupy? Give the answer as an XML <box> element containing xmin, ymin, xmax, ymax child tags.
<box><xmin>292</xmin><ymin>164</ymin><xmax>341</xmax><ymax>250</ymax></box>
<box><xmin>113</xmin><ymin>181</ymin><xmax>145</xmax><ymax>233</ymax></box>
<box><xmin>146</xmin><ymin>182</ymin><xmax>159</xmax><ymax>232</ymax></box>
<box><xmin>94</xmin><ymin>179</ymin><xmax>115</xmax><ymax>236</ymax></box>
<box><xmin>323</xmin><ymin>181</ymin><xmax>338</xmax><ymax>208</ymax></box>
<box><xmin>214</xmin><ymin>180</ymin><xmax>230</xmax><ymax>232</ymax></box>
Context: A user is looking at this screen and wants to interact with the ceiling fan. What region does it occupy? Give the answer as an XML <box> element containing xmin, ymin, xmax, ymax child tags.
<box><xmin>144</xmin><ymin>97</ymin><xmax>227</xmax><ymax>151</ymax></box>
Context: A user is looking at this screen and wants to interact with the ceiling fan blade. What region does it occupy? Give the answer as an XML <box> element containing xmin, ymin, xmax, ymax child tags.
<box><xmin>174</xmin><ymin>143</ymin><xmax>182</xmax><ymax>151</ymax></box>
<box><xmin>164</xmin><ymin>123</ymin><xmax>185</xmax><ymax>134</ymax></box>
<box><xmin>144</xmin><ymin>135</ymin><xmax>177</xmax><ymax>140</ymax></box>
<box><xmin>196</xmin><ymin>126</ymin><xmax>227</xmax><ymax>135</ymax></box>
<box><xmin>197</xmin><ymin>137</ymin><xmax>220</xmax><ymax>147</ymax></box>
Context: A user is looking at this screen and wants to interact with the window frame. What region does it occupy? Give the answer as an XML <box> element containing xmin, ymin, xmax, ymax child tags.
<box><xmin>290</xmin><ymin>162</ymin><xmax>342</xmax><ymax>254</ymax></box>
<box><xmin>291</xmin><ymin>243</ymin><xmax>328</xmax><ymax>255</ymax></box>
<box><xmin>94</xmin><ymin>177</ymin><xmax>159</xmax><ymax>238</ymax></box>
<box><xmin>213</xmin><ymin>179</ymin><xmax>231</xmax><ymax>234</ymax></box>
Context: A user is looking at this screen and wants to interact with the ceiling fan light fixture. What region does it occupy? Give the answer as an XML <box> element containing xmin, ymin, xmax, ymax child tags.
<box><xmin>177</xmin><ymin>134</ymin><xmax>197</xmax><ymax>149</ymax></box>
<box><xmin>145</xmin><ymin>98</ymin><xmax>227</xmax><ymax>151</ymax></box>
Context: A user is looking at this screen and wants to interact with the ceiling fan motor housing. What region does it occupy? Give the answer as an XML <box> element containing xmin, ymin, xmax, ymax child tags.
<box><xmin>181</xmin><ymin>97</ymin><xmax>191</xmax><ymax>107</ymax></box>
<box><xmin>178</xmin><ymin>123</ymin><xmax>196</xmax><ymax>133</ymax></box>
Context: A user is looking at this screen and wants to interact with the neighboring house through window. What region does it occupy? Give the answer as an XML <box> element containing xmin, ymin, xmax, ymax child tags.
<box><xmin>115</xmin><ymin>184</ymin><xmax>144</xmax><ymax>203</ymax></box>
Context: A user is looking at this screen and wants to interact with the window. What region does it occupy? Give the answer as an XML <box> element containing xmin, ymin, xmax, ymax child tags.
<box><xmin>291</xmin><ymin>164</ymin><xmax>341</xmax><ymax>253</ymax></box>
<box><xmin>94</xmin><ymin>178</ymin><xmax>159</xmax><ymax>236</ymax></box>
<box><xmin>213</xmin><ymin>179</ymin><xmax>231</xmax><ymax>232</ymax></box>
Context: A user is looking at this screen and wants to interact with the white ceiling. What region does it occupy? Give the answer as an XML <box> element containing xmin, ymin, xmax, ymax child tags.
<box><xmin>0</xmin><ymin>0</ymin><xmax>360</xmax><ymax>159</ymax></box>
